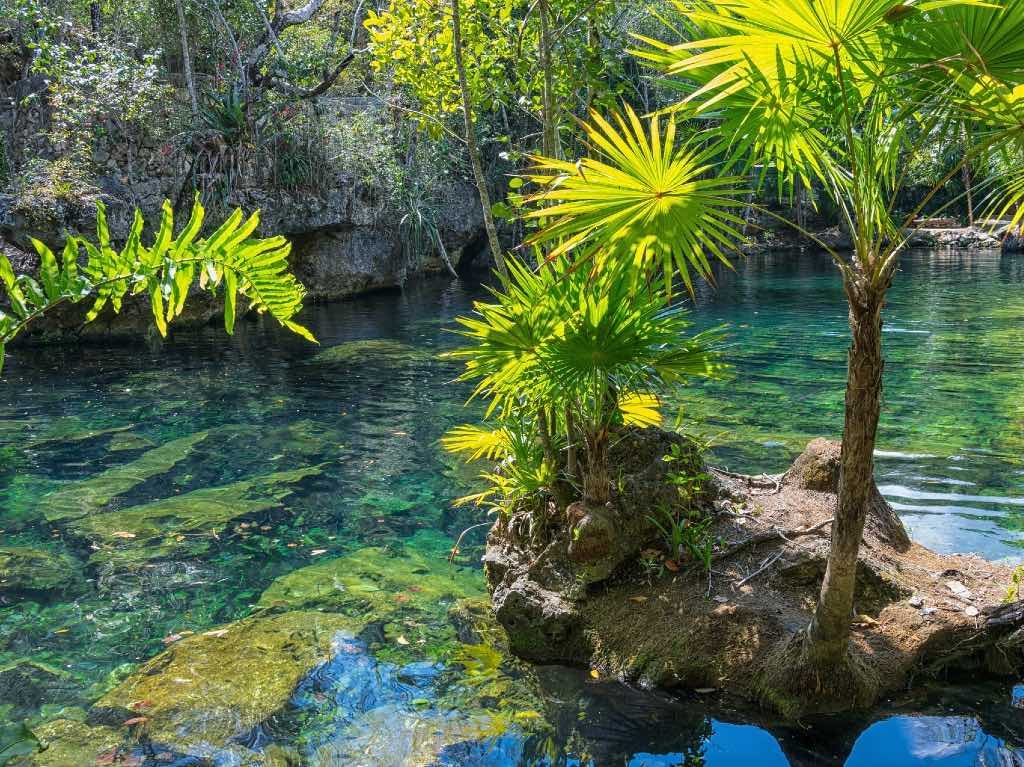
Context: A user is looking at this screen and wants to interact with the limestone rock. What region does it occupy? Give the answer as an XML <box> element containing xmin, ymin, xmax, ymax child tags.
<box><xmin>90</xmin><ymin>611</ymin><xmax>356</xmax><ymax>749</ymax></box>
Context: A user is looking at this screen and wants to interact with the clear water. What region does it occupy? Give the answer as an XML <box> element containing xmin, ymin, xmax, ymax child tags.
<box><xmin>1</xmin><ymin>249</ymin><xmax>1022</xmax><ymax>766</ymax></box>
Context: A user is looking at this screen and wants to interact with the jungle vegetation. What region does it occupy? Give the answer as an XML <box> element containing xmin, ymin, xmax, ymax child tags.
<box><xmin>2</xmin><ymin>0</ymin><xmax>1024</xmax><ymax>705</ymax></box>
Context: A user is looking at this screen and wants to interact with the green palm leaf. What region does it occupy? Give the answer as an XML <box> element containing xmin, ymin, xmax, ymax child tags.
<box><xmin>522</xmin><ymin>107</ymin><xmax>747</xmax><ymax>294</ymax></box>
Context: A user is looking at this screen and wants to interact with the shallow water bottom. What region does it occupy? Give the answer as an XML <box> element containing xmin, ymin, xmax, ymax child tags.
<box><xmin>2</xmin><ymin>250</ymin><xmax>1024</xmax><ymax>765</ymax></box>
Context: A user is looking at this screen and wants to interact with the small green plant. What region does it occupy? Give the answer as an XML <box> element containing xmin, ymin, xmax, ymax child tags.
<box><xmin>682</xmin><ymin>515</ymin><xmax>715</xmax><ymax>573</ymax></box>
<box><xmin>200</xmin><ymin>90</ymin><xmax>249</xmax><ymax>147</ymax></box>
<box><xmin>647</xmin><ymin>504</ymin><xmax>715</xmax><ymax>573</ymax></box>
<box><xmin>648</xmin><ymin>504</ymin><xmax>687</xmax><ymax>562</ymax></box>
<box><xmin>442</xmin><ymin>417</ymin><xmax>553</xmax><ymax>516</ymax></box>
<box><xmin>647</xmin><ymin>442</ymin><xmax>717</xmax><ymax>572</ymax></box>
<box><xmin>1005</xmin><ymin>566</ymin><xmax>1024</xmax><ymax>604</ymax></box>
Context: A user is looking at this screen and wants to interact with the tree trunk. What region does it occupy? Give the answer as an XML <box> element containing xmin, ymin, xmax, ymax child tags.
<box><xmin>175</xmin><ymin>0</ymin><xmax>199</xmax><ymax>117</ymax></box>
<box><xmin>451</xmin><ymin>0</ymin><xmax>506</xmax><ymax>276</ymax></box>
<box><xmin>582</xmin><ymin>428</ymin><xmax>610</xmax><ymax>506</ymax></box>
<box><xmin>807</xmin><ymin>275</ymin><xmax>886</xmax><ymax>663</ymax></box>
<box><xmin>960</xmin><ymin>123</ymin><xmax>974</xmax><ymax>227</ymax></box>
<box><xmin>537</xmin><ymin>0</ymin><xmax>558</xmax><ymax>158</ymax></box>
<box><xmin>89</xmin><ymin>2</ymin><xmax>101</xmax><ymax>34</ymax></box>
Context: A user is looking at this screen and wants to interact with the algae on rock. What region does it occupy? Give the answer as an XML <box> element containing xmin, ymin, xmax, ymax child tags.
<box><xmin>257</xmin><ymin>530</ymin><xmax>485</xmax><ymax>663</ymax></box>
<box><xmin>93</xmin><ymin>611</ymin><xmax>357</xmax><ymax>750</ymax></box>
<box><xmin>0</xmin><ymin>547</ymin><xmax>83</xmax><ymax>596</ymax></box>
<box><xmin>310</xmin><ymin>339</ymin><xmax>433</xmax><ymax>367</ymax></box>
<box><xmin>257</xmin><ymin>529</ymin><xmax>483</xmax><ymax>616</ymax></box>
<box><xmin>38</xmin><ymin>431</ymin><xmax>210</xmax><ymax>522</ymax></box>
<box><xmin>73</xmin><ymin>465</ymin><xmax>323</xmax><ymax>569</ymax></box>
<box><xmin>7</xmin><ymin>718</ymin><xmax>122</xmax><ymax>767</ymax></box>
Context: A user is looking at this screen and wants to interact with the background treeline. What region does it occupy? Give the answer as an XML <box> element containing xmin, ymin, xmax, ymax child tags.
<box><xmin>0</xmin><ymin>0</ymin><xmax>1005</xmax><ymax>255</ymax></box>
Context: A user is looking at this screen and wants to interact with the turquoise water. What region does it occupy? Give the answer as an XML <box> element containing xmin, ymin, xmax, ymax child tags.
<box><xmin>0</xmin><ymin>249</ymin><xmax>1022</xmax><ymax>765</ymax></box>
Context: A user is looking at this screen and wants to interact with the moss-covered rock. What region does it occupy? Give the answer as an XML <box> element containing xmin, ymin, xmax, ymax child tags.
<box><xmin>257</xmin><ymin>529</ymin><xmax>483</xmax><ymax>617</ymax></box>
<box><xmin>310</xmin><ymin>338</ymin><xmax>432</xmax><ymax>367</ymax></box>
<box><xmin>257</xmin><ymin>530</ymin><xmax>484</xmax><ymax>664</ymax></box>
<box><xmin>38</xmin><ymin>431</ymin><xmax>210</xmax><ymax>522</ymax></box>
<box><xmin>0</xmin><ymin>659</ymin><xmax>80</xmax><ymax>714</ymax></box>
<box><xmin>92</xmin><ymin>611</ymin><xmax>356</xmax><ymax>749</ymax></box>
<box><xmin>72</xmin><ymin>466</ymin><xmax>322</xmax><ymax>569</ymax></box>
<box><xmin>0</xmin><ymin>547</ymin><xmax>82</xmax><ymax>596</ymax></box>
<box><xmin>7</xmin><ymin>719</ymin><xmax>122</xmax><ymax>767</ymax></box>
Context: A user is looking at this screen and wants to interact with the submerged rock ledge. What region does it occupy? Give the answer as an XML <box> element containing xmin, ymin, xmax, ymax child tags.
<box><xmin>484</xmin><ymin>431</ymin><xmax>1024</xmax><ymax>719</ymax></box>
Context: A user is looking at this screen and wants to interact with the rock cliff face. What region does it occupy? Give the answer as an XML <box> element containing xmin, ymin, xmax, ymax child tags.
<box><xmin>0</xmin><ymin>59</ymin><xmax>489</xmax><ymax>340</ymax></box>
<box><xmin>0</xmin><ymin>168</ymin><xmax>487</xmax><ymax>340</ymax></box>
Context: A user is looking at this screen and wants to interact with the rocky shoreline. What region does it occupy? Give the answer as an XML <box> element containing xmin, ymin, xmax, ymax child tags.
<box><xmin>483</xmin><ymin>430</ymin><xmax>1024</xmax><ymax>719</ymax></box>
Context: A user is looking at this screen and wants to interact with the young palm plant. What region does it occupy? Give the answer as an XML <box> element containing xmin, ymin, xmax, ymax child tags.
<box><xmin>523</xmin><ymin>0</ymin><xmax>1024</xmax><ymax>705</ymax></box>
<box><xmin>443</xmin><ymin>256</ymin><xmax>726</xmax><ymax>517</ymax></box>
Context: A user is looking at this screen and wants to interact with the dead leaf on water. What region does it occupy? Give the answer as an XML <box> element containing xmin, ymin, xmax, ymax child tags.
<box><xmin>396</xmin><ymin>635</ymin><xmax>410</xmax><ymax>646</ymax></box>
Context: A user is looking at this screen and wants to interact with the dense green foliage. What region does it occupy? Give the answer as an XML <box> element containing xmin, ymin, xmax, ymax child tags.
<box><xmin>443</xmin><ymin>257</ymin><xmax>726</xmax><ymax>511</ymax></box>
<box><xmin>0</xmin><ymin>198</ymin><xmax>314</xmax><ymax>371</ymax></box>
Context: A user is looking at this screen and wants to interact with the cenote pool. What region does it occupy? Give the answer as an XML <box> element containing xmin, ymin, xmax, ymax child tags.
<box><xmin>1</xmin><ymin>248</ymin><xmax>1022</xmax><ymax>766</ymax></box>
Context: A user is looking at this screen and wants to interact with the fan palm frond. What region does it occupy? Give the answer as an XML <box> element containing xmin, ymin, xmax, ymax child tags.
<box><xmin>522</xmin><ymin>107</ymin><xmax>747</xmax><ymax>294</ymax></box>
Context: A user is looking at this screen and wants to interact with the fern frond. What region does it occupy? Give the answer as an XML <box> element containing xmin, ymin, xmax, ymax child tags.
<box><xmin>0</xmin><ymin>197</ymin><xmax>315</xmax><ymax>373</ymax></box>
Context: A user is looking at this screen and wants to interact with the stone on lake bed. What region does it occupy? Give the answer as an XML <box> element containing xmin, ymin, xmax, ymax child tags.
<box><xmin>38</xmin><ymin>431</ymin><xmax>210</xmax><ymax>523</ymax></box>
<box><xmin>6</xmin><ymin>718</ymin><xmax>121</xmax><ymax>767</ymax></box>
<box><xmin>91</xmin><ymin>611</ymin><xmax>358</xmax><ymax>750</ymax></box>
<box><xmin>256</xmin><ymin>529</ymin><xmax>484</xmax><ymax>619</ymax></box>
<box><xmin>0</xmin><ymin>547</ymin><xmax>83</xmax><ymax>596</ymax></box>
<box><xmin>72</xmin><ymin>465</ymin><xmax>322</xmax><ymax>569</ymax></box>
<box><xmin>310</xmin><ymin>338</ymin><xmax>434</xmax><ymax>367</ymax></box>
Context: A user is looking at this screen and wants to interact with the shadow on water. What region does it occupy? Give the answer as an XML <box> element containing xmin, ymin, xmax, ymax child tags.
<box><xmin>1</xmin><ymin>251</ymin><xmax>1024</xmax><ymax>765</ymax></box>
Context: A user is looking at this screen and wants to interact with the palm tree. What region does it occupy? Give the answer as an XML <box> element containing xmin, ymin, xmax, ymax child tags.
<box><xmin>445</xmin><ymin>256</ymin><xmax>726</xmax><ymax>514</ymax></box>
<box><xmin>523</xmin><ymin>0</ymin><xmax>1024</xmax><ymax>703</ymax></box>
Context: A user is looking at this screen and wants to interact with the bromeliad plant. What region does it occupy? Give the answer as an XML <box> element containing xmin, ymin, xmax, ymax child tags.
<box><xmin>442</xmin><ymin>256</ymin><xmax>727</xmax><ymax>518</ymax></box>
<box><xmin>0</xmin><ymin>197</ymin><xmax>315</xmax><ymax>372</ymax></box>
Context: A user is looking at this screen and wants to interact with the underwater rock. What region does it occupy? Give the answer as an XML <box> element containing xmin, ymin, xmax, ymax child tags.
<box><xmin>257</xmin><ymin>529</ymin><xmax>483</xmax><ymax>617</ymax></box>
<box><xmin>0</xmin><ymin>659</ymin><xmax>81</xmax><ymax>715</ymax></box>
<box><xmin>0</xmin><ymin>547</ymin><xmax>83</xmax><ymax>597</ymax></box>
<box><xmin>257</xmin><ymin>530</ymin><xmax>484</xmax><ymax>663</ymax></box>
<box><xmin>90</xmin><ymin>611</ymin><xmax>356</xmax><ymax>751</ymax></box>
<box><xmin>7</xmin><ymin>718</ymin><xmax>122</xmax><ymax>767</ymax></box>
<box><xmin>38</xmin><ymin>431</ymin><xmax>210</xmax><ymax>523</ymax></box>
<box><xmin>309</xmin><ymin>338</ymin><xmax>433</xmax><ymax>367</ymax></box>
<box><xmin>73</xmin><ymin>465</ymin><xmax>322</xmax><ymax>569</ymax></box>
<box><xmin>484</xmin><ymin>432</ymin><xmax>1024</xmax><ymax>718</ymax></box>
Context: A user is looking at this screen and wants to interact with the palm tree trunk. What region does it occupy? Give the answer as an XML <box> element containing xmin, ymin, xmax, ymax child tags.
<box><xmin>807</xmin><ymin>276</ymin><xmax>885</xmax><ymax>662</ymax></box>
<box><xmin>582</xmin><ymin>429</ymin><xmax>610</xmax><ymax>506</ymax></box>
<box><xmin>175</xmin><ymin>0</ymin><xmax>199</xmax><ymax>117</ymax></box>
<box><xmin>451</xmin><ymin>0</ymin><xmax>506</xmax><ymax>276</ymax></box>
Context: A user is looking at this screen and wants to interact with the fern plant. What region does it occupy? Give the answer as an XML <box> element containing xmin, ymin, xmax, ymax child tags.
<box><xmin>0</xmin><ymin>197</ymin><xmax>315</xmax><ymax>371</ymax></box>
